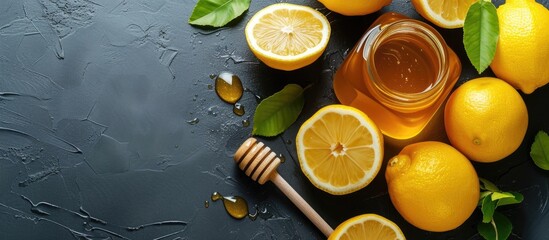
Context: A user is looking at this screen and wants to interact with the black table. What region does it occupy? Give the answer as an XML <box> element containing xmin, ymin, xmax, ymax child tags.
<box><xmin>1</xmin><ymin>0</ymin><xmax>548</xmax><ymax>239</ymax></box>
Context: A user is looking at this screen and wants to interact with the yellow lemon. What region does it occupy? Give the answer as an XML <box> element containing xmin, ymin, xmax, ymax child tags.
<box><xmin>245</xmin><ymin>3</ymin><xmax>330</xmax><ymax>71</ymax></box>
<box><xmin>490</xmin><ymin>0</ymin><xmax>549</xmax><ymax>94</ymax></box>
<box><xmin>411</xmin><ymin>0</ymin><xmax>477</xmax><ymax>28</ymax></box>
<box><xmin>318</xmin><ymin>0</ymin><xmax>392</xmax><ymax>16</ymax></box>
<box><xmin>296</xmin><ymin>105</ymin><xmax>383</xmax><ymax>195</ymax></box>
<box><xmin>444</xmin><ymin>77</ymin><xmax>528</xmax><ymax>162</ymax></box>
<box><xmin>385</xmin><ymin>141</ymin><xmax>479</xmax><ymax>232</ymax></box>
<box><xmin>328</xmin><ymin>214</ymin><xmax>406</xmax><ymax>240</ymax></box>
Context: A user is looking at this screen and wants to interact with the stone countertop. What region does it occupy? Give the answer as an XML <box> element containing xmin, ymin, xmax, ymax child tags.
<box><xmin>0</xmin><ymin>0</ymin><xmax>548</xmax><ymax>239</ymax></box>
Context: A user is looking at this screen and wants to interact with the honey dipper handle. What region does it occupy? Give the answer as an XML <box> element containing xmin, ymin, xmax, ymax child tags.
<box><xmin>271</xmin><ymin>173</ymin><xmax>334</xmax><ymax>237</ymax></box>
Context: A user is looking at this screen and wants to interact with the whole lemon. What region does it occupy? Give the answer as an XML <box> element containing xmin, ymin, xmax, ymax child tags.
<box><xmin>490</xmin><ymin>0</ymin><xmax>549</xmax><ymax>94</ymax></box>
<box><xmin>318</xmin><ymin>0</ymin><xmax>392</xmax><ymax>16</ymax></box>
<box><xmin>444</xmin><ymin>77</ymin><xmax>528</xmax><ymax>162</ymax></box>
<box><xmin>385</xmin><ymin>141</ymin><xmax>479</xmax><ymax>232</ymax></box>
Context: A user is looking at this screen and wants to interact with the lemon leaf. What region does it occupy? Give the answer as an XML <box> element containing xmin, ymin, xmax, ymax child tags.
<box><xmin>497</xmin><ymin>191</ymin><xmax>523</xmax><ymax>207</ymax></box>
<box><xmin>252</xmin><ymin>84</ymin><xmax>305</xmax><ymax>137</ymax></box>
<box><xmin>479</xmin><ymin>191</ymin><xmax>492</xmax><ymax>203</ymax></box>
<box><xmin>463</xmin><ymin>0</ymin><xmax>499</xmax><ymax>73</ymax></box>
<box><xmin>531</xmin><ymin>131</ymin><xmax>549</xmax><ymax>170</ymax></box>
<box><xmin>188</xmin><ymin>0</ymin><xmax>251</xmax><ymax>27</ymax></box>
<box><xmin>480</xmin><ymin>196</ymin><xmax>496</xmax><ymax>223</ymax></box>
<box><xmin>491</xmin><ymin>192</ymin><xmax>515</xmax><ymax>201</ymax></box>
<box><xmin>477</xmin><ymin>179</ymin><xmax>521</xmax><ymax>239</ymax></box>
<box><xmin>478</xmin><ymin>212</ymin><xmax>512</xmax><ymax>240</ymax></box>
<box><xmin>480</xmin><ymin>178</ymin><xmax>500</xmax><ymax>192</ymax></box>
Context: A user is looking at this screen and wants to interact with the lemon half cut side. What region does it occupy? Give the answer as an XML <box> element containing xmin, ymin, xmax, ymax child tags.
<box><xmin>296</xmin><ymin>105</ymin><xmax>384</xmax><ymax>195</ymax></box>
<box><xmin>245</xmin><ymin>3</ymin><xmax>331</xmax><ymax>71</ymax></box>
<box><xmin>411</xmin><ymin>0</ymin><xmax>477</xmax><ymax>28</ymax></box>
<box><xmin>328</xmin><ymin>214</ymin><xmax>406</xmax><ymax>240</ymax></box>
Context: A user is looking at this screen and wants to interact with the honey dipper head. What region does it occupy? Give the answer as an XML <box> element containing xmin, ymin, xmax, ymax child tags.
<box><xmin>234</xmin><ymin>138</ymin><xmax>282</xmax><ymax>184</ymax></box>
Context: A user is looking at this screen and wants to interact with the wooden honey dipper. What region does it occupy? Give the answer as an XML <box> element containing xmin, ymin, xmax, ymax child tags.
<box><xmin>234</xmin><ymin>137</ymin><xmax>334</xmax><ymax>237</ymax></box>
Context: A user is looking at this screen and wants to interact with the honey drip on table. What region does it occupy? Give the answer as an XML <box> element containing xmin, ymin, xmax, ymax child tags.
<box><xmin>211</xmin><ymin>192</ymin><xmax>254</xmax><ymax>220</ymax></box>
<box><xmin>214</xmin><ymin>71</ymin><xmax>248</xmax><ymax>117</ymax></box>
<box><xmin>233</xmin><ymin>103</ymin><xmax>245</xmax><ymax>116</ymax></box>
<box><xmin>242</xmin><ymin>119</ymin><xmax>250</xmax><ymax>127</ymax></box>
<box><xmin>215</xmin><ymin>72</ymin><xmax>243</xmax><ymax>104</ymax></box>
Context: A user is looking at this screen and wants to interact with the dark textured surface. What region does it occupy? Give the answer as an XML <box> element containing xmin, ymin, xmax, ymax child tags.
<box><xmin>0</xmin><ymin>0</ymin><xmax>548</xmax><ymax>239</ymax></box>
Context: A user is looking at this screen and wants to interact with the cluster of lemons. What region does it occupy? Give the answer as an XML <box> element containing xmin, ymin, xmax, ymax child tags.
<box><xmin>245</xmin><ymin>0</ymin><xmax>549</xmax><ymax>91</ymax></box>
<box><xmin>242</xmin><ymin>0</ymin><xmax>548</xmax><ymax>238</ymax></box>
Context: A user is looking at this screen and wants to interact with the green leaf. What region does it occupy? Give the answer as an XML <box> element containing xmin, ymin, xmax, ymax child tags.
<box><xmin>481</xmin><ymin>195</ymin><xmax>496</xmax><ymax>223</ymax></box>
<box><xmin>480</xmin><ymin>178</ymin><xmax>500</xmax><ymax>192</ymax></box>
<box><xmin>463</xmin><ymin>0</ymin><xmax>499</xmax><ymax>73</ymax></box>
<box><xmin>491</xmin><ymin>192</ymin><xmax>515</xmax><ymax>201</ymax></box>
<box><xmin>480</xmin><ymin>191</ymin><xmax>493</xmax><ymax>204</ymax></box>
<box><xmin>478</xmin><ymin>212</ymin><xmax>512</xmax><ymax>240</ymax></box>
<box><xmin>497</xmin><ymin>191</ymin><xmax>524</xmax><ymax>207</ymax></box>
<box><xmin>252</xmin><ymin>84</ymin><xmax>305</xmax><ymax>137</ymax></box>
<box><xmin>188</xmin><ymin>0</ymin><xmax>251</xmax><ymax>27</ymax></box>
<box><xmin>530</xmin><ymin>131</ymin><xmax>549</xmax><ymax>170</ymax></box>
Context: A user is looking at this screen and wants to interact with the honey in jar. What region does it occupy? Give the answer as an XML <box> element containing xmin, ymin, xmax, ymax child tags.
<box><xmin>333</xmin><ymin>12</ymin><xmax>461</xmax><ymax>141</ymax></box>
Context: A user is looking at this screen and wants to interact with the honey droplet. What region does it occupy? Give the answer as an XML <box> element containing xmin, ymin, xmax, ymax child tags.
<box><xmin>211</xmin><ymin>192</ymin><xmax>249</xmax><ymax>220</ymax></box>
<box><xmin>242</xmin><ymin>119</ymin><xmax>250</xmax><ymax>127</ymax></box>
<box><xmin>215</xmin><ymin>72</ymin><xmax>243</xmax><ymax>104</ymax></box>
<box><xmin>222</xmin><ymin>196</ymin><xmax>248</xmax><ymax>219</ymax></box>
<box><xmin>233</xmin><ymin>103</ymin><xmax>245</xmax><ymax>116</ymax></box>
<box><xmin>211</xmin><ymin>192</ymin><xmax>222</xmax><ymax>201</ymax></box>
<box><xmin>204</xmin><ymin>200</ymin><xmax>209</xmax><ymax>208</ymax></box>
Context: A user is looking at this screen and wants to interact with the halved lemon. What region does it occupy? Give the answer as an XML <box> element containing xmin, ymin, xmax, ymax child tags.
<box><xmin>328</xmin><ymin>214</ymin><xmax>406</xmax><ymax>240</ymax></box>
<box><xmin>296</xmin><ymin>105</ymin><xmax>383</xmax><ymax>195</ymax></box>
<box><xmin>318</xmin><ymin>0</ymin><xmax>392</xmax><ymax>16</ymax></box>
<box><xmin>245</xmin><ymin>3</ymin><xmax>331</xmax><ymax>71</ymax></box>
<box><xmin>411</xmin><ymin>0</ymin><xmax>477</xmax><ymax>28</ymax></box>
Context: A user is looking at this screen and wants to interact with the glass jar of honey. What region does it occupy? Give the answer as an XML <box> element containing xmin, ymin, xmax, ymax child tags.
<box><xmin>333</xmin><ymin>12</ymin><xmax>461</xmax><ymax>142</ymax></box>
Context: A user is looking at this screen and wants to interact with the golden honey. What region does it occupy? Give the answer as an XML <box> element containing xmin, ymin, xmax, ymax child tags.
<box><xmin>333</xmin><ymin>12</ymin><xmax>461</xmax><ymax>141</ymax></box>
<box><xmin>211</xmin><ymin>192</ymin><xmax>249</xmax><ymax>219</ymax></box>
<box><xmin>215</xmin><ymin>71</ymin><xmax>243</xmax><ymax>104</ymax></box>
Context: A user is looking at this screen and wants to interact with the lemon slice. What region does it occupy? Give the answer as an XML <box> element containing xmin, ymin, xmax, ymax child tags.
<box><xmin>296</xmin><ymin>105</ymin><xmax>383</xmax><ymax>195</ymax></box>
<box><xmin>411</xmin><ymin>0</ymin><xmax>477</xmax><ymax>28</ymax></box>
<box><xmin>245</xmin><ymin>3</ymin><xmax>331</xmax><ymax>71</ymax></box>
<box><xmin>328</xmin><ymin>214</ymin><xmax>406</xmax><ymax>240</ymax></box>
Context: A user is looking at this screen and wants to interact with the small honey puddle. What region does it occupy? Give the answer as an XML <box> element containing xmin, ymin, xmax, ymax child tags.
<box><xmin>211</xmin><ymin>192</ymin><xmax>256</xmax><ymax>220</ymax></box>
<box><xmin>232</xmin><ymin>103</ymin><xmax>245</xmax><ymax>116</ymax></box>
<box><xmin>215</xmin><ymin>72</ymin><xmax>243</xmax><ymax>104</ymax></box>
<box><xmin>213</xmin><ymin>71</ymin><xmax>249</xmax><ymax>118</ymax></box>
